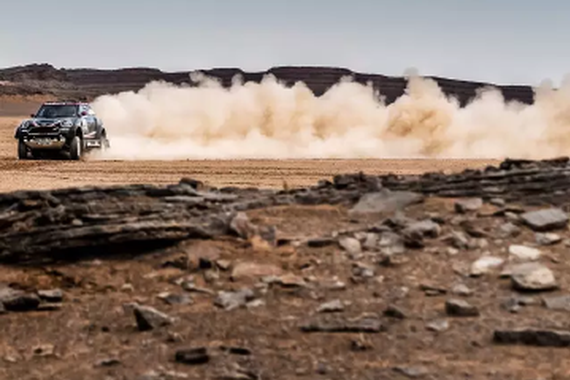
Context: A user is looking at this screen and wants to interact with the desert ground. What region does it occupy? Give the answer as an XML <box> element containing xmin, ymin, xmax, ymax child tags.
<box><xmin>0</xmin><ymin>116</ymin><xmax>499</xmax><ymax>192</ymax></box>
<box><xmin>2</xmin><ymin>68</ymin><xmax>570</xmax><ymax>380</ymax></box>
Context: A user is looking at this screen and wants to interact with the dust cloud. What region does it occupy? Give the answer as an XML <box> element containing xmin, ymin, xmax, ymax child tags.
<box><xmin>89</xmin><ymin>71</ymin><xmax>570</xmax><ymax>160</ymax></box>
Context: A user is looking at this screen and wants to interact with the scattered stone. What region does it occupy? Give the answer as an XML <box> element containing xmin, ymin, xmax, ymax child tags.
<box><xmin>509</xmin><ymin>245</ymin><xmax>542</xmax><ymax>262</ymax></box>
<box><xmin>520</xmin><ymin>208</ymin><xmax>569</xmax><ymax>232</ymax></box>
<box><xmin>32</xmin><ymin>344</ymin><xmax>54</xmax><ymax>357</ymax></box>
<box><xmin>37</xmin><ymin>289</ymin><xmax>63</xmax><ymax>303</ymax></box>
<box><xmin>300</xmin><ymin>316</ymin><xmax>384</xmax><ymax>333</ymax></box>
<box><xmin>214</xmin><ymin>289</ymin><xmax>255</xmax><ymax>311</ymax></box>
<box><xmin>404</xmin><ymin>220</ymin><xmax>441</xmax><ymax>238</ymax></box>
<box><xmin>216</xmin><ymin>259</ymin><xmax>232</xmax><ymax>271</ymax></box>
<box><xmin>510</xmin><ymin>263</ymin><xmax>557</xmax><ymax>291</ymax></box>
<box><xmin>246</xmin><ymin>299</ymin><xmax>265</xmax><ymax>309</ymax></box>
<box><xmin>460</xmin><ymin>221</ymin><xmax>488</xmax><ymax>238</ymax></box>
<box><xmin>505</xmin><ymin>212</ymin><xmax>520</xmax><ymax>222</ymax></box>
<box><xmin>536</xmin><ymin>233</ymin><xmax>562</xmax><ymax>246</ymax></box>
<box><xmin>133</xmin><ymin>304</ymin><xmax>174</xmax><ymax>331</ymax></box>
<box><xmin>352</xmin><ymin>262</ymin><xmax>376</xmax><ymax>279</ymax></box>
<box><xmin>229</xmin><ymin>212</ymin><xmax>257</xmax><ymax>239</ymax></box>
<box><xmin>490</xmin><ymin>198</ymin><xmax>506</xmax><ymax>207</ymax></box>
<box><xmin>454</xmin><ymin>198</ymin><xmax>483</xmax><ymax>213</ymax></box>
<box><xmin>266</xmin><ymin>273</ymin><xmax>307</xmax><ymax>288</ymax></box>
<box><xmin>452</xmin><ymin>284</ymin><xmax>473</xmax><ymax>297</ymax></box>
<box><xmin>383</xmin><ymin>304</ymin><xmax>407</xmax><ymax>319</ymax></box>
<box><xmin>393</xmin><ymin>366</ymin><xmax>429</xmax><ymax>378</ymax></box>
<box><xmin>543</xmin><ymin>295</ymin><xmax>570</xmax><ymax>311</ymax></box>
<box><xmin>307</xmin><ymin>237</ymin><xmax>336</xmax><ymax>248</ymax></box>
<box><xmin>349</xmin><ymin>189</ymin><xmax>423</xmax><ymax>215</ymax></box>
<box><xmin>319</xmin><ymin>278</ymin><xmax>347</xmax><ymax>291</ymax></box>
<box><xmin>0</xmin><ymin>287</ymin><xmax>40</xmax><ymax>312</ymax></box>
<box><xmin>157</xmin><ymin>292</ymin><xmax>193</xmax><ymax>306</ymax></box>
<box><xmin>350</xmin><ymin>336</ymin><xmax>373</xmax><ymax>351</ymax></box>
<box><xmin>419</xmin><ymin>283</ymin><xmax>447</xmax><ymax>297</ymax></box>
<box><xmin>231</xmin><ymin>262</ymin><xmax>283</xmax><ymax>281</ymax></box>
<box><xmin>470</xmin><ymin>256</ymin><xmax>504</xmax><ymax>277</ymax></box>
<box><xmin>95</xmin><ymin>358</ymin><xmax>122</xmax><ymax>367</ymax></box>
<box><xmin>499</xmin><ymin>223</ymin><xmax>521</xmax><ymax>238</ymax></box>
<box><xmin>362</xmin><ymin>233</ymin><xmax>379</xmax><ymax>250</ymax></box>
<box><xmin>426</xmin><ymin>319</ymin><xmax>449</xmax><ymax>332</ymax></box>
<box><xmin>175</xmin><ymin>347</ymin><xmax>210</xmax><ymax>365</ymax></box>
<box><xmin>442</xmin><ymin>231</ymin><xmax>470</xmax><ymax>250</ymax></box>
<box><xmin>181</xmin><ymin>281</ymin><xmax>215</xmax><ymax>295</ymax></box>
<box><xmin>445</xmin><ymin>299</ymin><xmax>480</xmax><ymax>317</ymax></box>
<box><xmin>447</xmin><ymin>247</ymin><xmax>460</xmax><ymax>256</ymax></box>
<box><xmin>317</xmin><ymin>300</ymin><xmax>345</xmax><ymax>313</ymax></box>
<box><xmin>338</xmin><ymin>236</ymin><xmax>362</xmax><ymax>256</ymax></box>
<box><xmin>493</xmin><ymin>328</ymin><xmax>570</xmax><ymax>347</ymax></box>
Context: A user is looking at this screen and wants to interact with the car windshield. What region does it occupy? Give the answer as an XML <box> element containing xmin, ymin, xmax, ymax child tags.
<box><xmin>35</xmin><ymin>105</ymin><xmax>78</xmax><ymax>118</ymax></box>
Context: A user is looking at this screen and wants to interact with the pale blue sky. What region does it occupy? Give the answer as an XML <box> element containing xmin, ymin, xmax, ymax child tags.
<box><xmin>1</xmin><ymin>0</ymin><xmax>569</xmax><ymax>85</ymax></box>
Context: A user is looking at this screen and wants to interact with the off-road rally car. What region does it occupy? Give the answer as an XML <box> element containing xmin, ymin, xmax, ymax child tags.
<box><xmin>14</xmin><ymin>101</ymin><xmax>110</xmax><ymax>160</ymax></box>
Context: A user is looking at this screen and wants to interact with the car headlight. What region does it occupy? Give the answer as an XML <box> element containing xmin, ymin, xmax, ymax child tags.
<box><xmin>61</xmin><ymin>120</ymin><xmax>73</xmax><ymax>128</ymax></box>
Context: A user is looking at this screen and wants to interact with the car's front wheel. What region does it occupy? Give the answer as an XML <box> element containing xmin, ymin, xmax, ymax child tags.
<box><xmin>69</xmin><ymin>136</ymin><xmax>82</xmax><ymax>160</ymax></box>
<box><xmin>17</xmin><ymin>139</ymin><xmax>29</xmax><ymax>160</ymax></box>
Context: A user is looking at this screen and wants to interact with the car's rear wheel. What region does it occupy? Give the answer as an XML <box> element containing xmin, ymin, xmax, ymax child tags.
<box><xmin>69</xmin><ymin>136</ymin><xmax>82</xmax><ymax>160</ymax></box>
<box><xmin>18</xmin><ymin>139</ymin><xmax>29</xmax><ymax>160</ymax></box>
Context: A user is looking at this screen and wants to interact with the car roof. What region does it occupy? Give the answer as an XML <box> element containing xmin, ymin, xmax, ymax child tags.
<box><xmin>42</xmin><ymin>101</ymin><xmax>89</xmax><ymax>106</ymax></box>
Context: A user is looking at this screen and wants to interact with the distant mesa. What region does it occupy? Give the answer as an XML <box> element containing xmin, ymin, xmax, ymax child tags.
<box><xmin>0</xmin><ymin>63</ymin><xmax>535</xmax><ymax>106</ymax></box>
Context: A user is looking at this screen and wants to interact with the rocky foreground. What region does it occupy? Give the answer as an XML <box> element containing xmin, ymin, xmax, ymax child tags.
<box><xmin>3</xmin><ymin>158</ymin><xmax>570</xmax><ymax>379</ymax></box>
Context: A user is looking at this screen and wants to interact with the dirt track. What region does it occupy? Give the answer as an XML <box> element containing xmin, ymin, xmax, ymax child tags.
<box><xmin>0</xmin><ymin>117</ymin><xmax>499</xmax><ymax>192</ymax></box>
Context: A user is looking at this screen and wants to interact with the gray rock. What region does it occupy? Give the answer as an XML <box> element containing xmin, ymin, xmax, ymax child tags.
<box><xmin>338</xmin><ymin>237</ymin><xmax>362</xmax><ymax>256</ymax></box>
<box><xmin>133</xmin><ymin>304</ymin><xmax>174</xmax><ymax>331</ymax></box>
<box><xmin>470</xmin><ymin>256</ymin><xmax>504</xmax><ymax>277</ymax></box>
<box><xmin>157</xmin><ymin>292</ymin><xmax>193</xmax><ymax>305</ymax></box>
<box><xmin>499</xmin><ymin>223</ymin><xmax>521</xmax><ymax>238</ymax></box>
<box><xmin>445</xmin><ymin>299</ymin><xmax>480</xmax><ymax>317</ymax></box>
<box><xmin>300</xmin><ymin>316</ymin><xmax>384</xmax><ymax>333</ymax></box>
<box><xmin>490</xmin><ymin>198</ymin><xmax>506</xmax><ymax>207</ymax></box>
<box><xmin>493</xmin><ymin>328</ymin><xmax>570</xmax><ymax>347</ymax></box>
<box><xmin>404</xmin><ymin>220</ymin><xmax>441</xmax><ymax>238</ymax></box>
<box><xmin>393</xmin><ymin>366</ymin><xmax>429</xmax><ymax>378</ymax></box>
<box><xmin>362</xmin><ymin>233</ymin><xmax>379</xmax><ymax>250</ymax></box>
<box><xmin>229</xmin><ymin>212</ymin><xmax>257</xmax><ymax>239</ymax></box>
<box><xmin>442</xmin><ymin>231</ymin><xmax>470</xmax><ymax>250</ymax></box>
<box><xmin>455</xmin><ymin>198</ymin><xmax>483</xmax><ymax>213</ymax></box>
<box><xmin>536</xmin><ymin>233</ymin><xmax>562</xmax><ymax>246</ymax></box>
<box><xmin>383</xmin><ymin>304</ymin><xmax>407</xmax><ymax>319</ymax></box>
<box><xmin>452</xmin><ymin>284</ymin><xmax>473</xmax><ymax>297</ymax></box>
<box><xmin>0</xmin><ymin>287</ymin><xmax>40</xmax><ymax>312</ymax></box>
<box><xmin>231</xmin><ymin>262</ymin><xmax>283</xmax><ymax>281</ymax></box>
<box><xmin>520</xmin><ymin>208</ymin><xmax>569</xmax><ymax>232</ymax></box>
<box><xmin>317</xmin><ymin>300</ymin><xmax>345</xmax><ymax>313</ymax></box>
<box><xmin>349</xmin><ymin>189</ymin><xmax>423</xmax><ymax>215</ymax></box>
<box><xmin>426</xmin><ymin>319</ymin><xmax>449</xmax><ymax>332</ymax></box>
<box><xmin>175</xmin><ymin>347</ymin><xmax>210</xmax><ymax>365</ymax></box>
<box><xmin>37</xmin><ymin>289</ymin><xmax>63</xmax><ymax>303</ymax></box>
<box><xmin>543</xmin><ymin>295</ymin><xmax>570</xmax><ymax>311</ymax></box>
<box><xmin>510</xmin><ymin>263</ymin><xmax>557</xmax><ymax>291</ymax></box>
<box><xmin>307</xmin><ymin>237</ymin><xmax>336</xmax><ymax>248</ymax></box>
<box><xmin>508</xmin><ymin>245</ymin><xmax>542</xmax><ymax>262</ymax></box>
<box><xmin>420</xmin><ymin>283</ymin><xmax>447</xmax><ymax>297</ymax></box>
<box><xmin>214</xmin><ymin>289</ymin><xmax>255</xmax><ymax>311</ymax></box>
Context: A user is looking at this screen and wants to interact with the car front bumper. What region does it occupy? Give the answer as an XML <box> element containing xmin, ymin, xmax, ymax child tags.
<box><xmin>21</xmin><ymin>134</ymin><xmax>67</xmax><ymax>149</ymax></box>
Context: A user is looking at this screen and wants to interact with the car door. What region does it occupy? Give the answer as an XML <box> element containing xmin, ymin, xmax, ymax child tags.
<box><xmin>80</xmin><ymin>105</ymin><xmax>97</xmax><ymax>138</ymax></box>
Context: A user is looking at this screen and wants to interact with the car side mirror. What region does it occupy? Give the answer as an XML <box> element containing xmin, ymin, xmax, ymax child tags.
<box><xmin>30</xmin><ymin>113</ymin><xmax>35</xmax><ymax>118</ymax></box>
<box><xmin>80</xmin><ymin>111</ymin><xmax>87</xmax><ymax>116</ymax></box>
